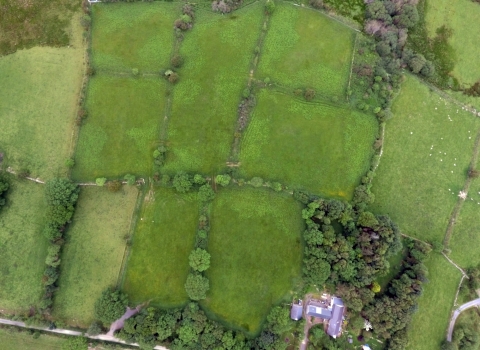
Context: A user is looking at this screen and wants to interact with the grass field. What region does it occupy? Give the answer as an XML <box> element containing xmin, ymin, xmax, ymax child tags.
<box><xmin>0</xmin><ymin>27</ymin><xmax>83</xmax><ymax>180</ymax></box>
<box><xmin>425</xmin><ymin>0</ymin><xmax>480</xmax><ymax>85</ymax></box>
<box><xmin>123</xmin><ymin>187</ymin><xmax>198</xmax><ymax>307</ymax></box>
<box><xmin>408</xmin><ymin>254</ymin><xmax>461</xmax><ymax>350</ymax></box>
<box><xmin>72</xmin><ymin>75</ymin><xmax>165</xmax><ymax>180</ymax></box>
<box><xmin>258</xmin><ymin>3</ymin><xmax>355</xmax><ymax>98</ymax></box>
<box><xmin>0</xmin><ymin>180</ymin><xmax>46</xmax><ymax>312</ymax></box>
<box><xmin>371</xmin><ymin>76</ymin><xmax>480</xmax><ymax>242</ymax></box>
<box><xmin>239</xmin><ymin>90</ymin><xmax>377</xmax><ymax>199</ymax></box>
<box><xmin>164</xmin><ymin>4</ymin><xmax>263</xmax><ymax>174</ymax></box>
<box><xmin>202</xmin><ymin>187</ymin><xmax>303</xmax><ymax>334</ymax></box>
<box><xmin>91</xmin><ymin>2</ymin><xmax>179</xmax><ymax>72</ymax></box>
<box><xmin>0</xmin><ymin>327</ymin><xmax>65</xmax><ymax>350</ymax></box>
<box><xmin>449</xmin><ymin>177</ymin><xmax>480</xmax><ymax>269</ymax></box>
<box><xmin>53</xmin><ymin>186</ymin><xmax>138</xmax><ymax>327</ymax></box>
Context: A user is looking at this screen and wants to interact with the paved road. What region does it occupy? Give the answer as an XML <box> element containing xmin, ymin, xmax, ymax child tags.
<box><xmin>0</xmin><ymin>318</ymin><xmax>168</xmax><ymax>349</ymax></box>
<box><xmin>447</xmin><ymin>298</ymin><xmax>480</xmax><ymax>342</ymax></box>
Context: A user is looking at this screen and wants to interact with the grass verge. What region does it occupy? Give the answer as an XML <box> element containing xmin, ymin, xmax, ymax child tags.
<box><xmin>0</xmin><ymin>327</ymin><xmax>65</xmax><ymax>350</ymax></box>
<box><xmin>122</xmin><ymin>187</ymin><xmax>198</xmax><ymax>307</ymax></box>
<box><xmin>202</xmin><ymin>187</ymin><xmax>303</xmax><ymax>335</ymax></box>
<box><xmin>53</xmin><ymin>186</ymin><xmax>138</xmax><ymax>327</ymax></box>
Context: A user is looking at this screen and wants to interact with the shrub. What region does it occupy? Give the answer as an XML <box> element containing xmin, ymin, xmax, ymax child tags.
<box><xmin>185</xmin><ymin>273</ymin><xmax>210</xmax><ymax>300</ymax></box>
<box><xmin>173</xmin><ymin>172</ymin><xmax>193</xmax><ymax>193</ymax></box>
<box><xmin>242</xmin><ymin>88</ymin><xmax>251</xmax><ymax>99</ymax></box>
<box><xmin>188</xmin><ymin>248</ymin><xmax>211</xmax><ymax>272</ymax></box>
<box><xmin>96</xmin><ymin>177</ymin><xmax>107</xmax><ymax>187</ymax></box>
<box><xmin>86</xmin><ymin>66</ymin><xmax>95</xmax><ymax>76</ymax></box>
<box><xmin>106</xmin><ymin>180</ymin><xmax>122</xmax><ymax>193</ymax></box>
<box><xmin>171</xmin><ymin>55</ymin><xmax>184</xmax><ymax>68</ymax></box>
<box><xmin>198</xmin><ymin>185</ymin><xmax>215</xmax><ymax>202</ymax></box>
<box><xmin>371</xmin><ymin>281</ymin><xmax>381</xmax><ymax>293</ymax></box>
<box><xmin>62</xmin><ymin>336</ymin><xmax>88</xmax><ymax>350</ymax></box>
<box><xmin>94</xmin><ymin>288</ymin><xmax>129</xmax><ymax>325</ymax></box>
<box><xmin>0</xmin><ymin>173</ymin><xmax>10</xmax><ymax>212</ymax></box>
<box><xmin>193</xmin><ymin>174</ymin><xmax>206</xmax><ymax>185</ymax></box>
<box><xmin>87</xmin><ymin>321</ymin><xmax>102</xmax><ymax>336</ymax></box>
<box><xmin>250</xmin><ymin>177</ymin><xmax>264</xmax><ymax>188</ymax></box>
<box><xmin>124</xmin><ymin>174</ymin><xmax>136</xmax><ymax>186</ymax></box>
<box><xmin>304</xmin><ymin>88</ymin><xmax>316</xmax><ymax>101</ymax></box>
<box><xmin>65</xmin><ymin>158</ymin><xmax>75</xmax><ymax>168</ymax></box>
<box><xmin>265</xmin><ymin>0</ymin><xmax>275</xmax><ymax>14</ymax></box>
<box><xmin>215</xmin><ymin>174</ymin><xmax>231</xmax><ymax>187</ymax></box>
<box><xmin>80</xmin><ymin>15</ymin><xmax>91</xmax><ymax>28</ymax></box>
<box><xmin>309</xmin><ymin>0</ymin><xmax>324</xmax><ymax>9</ymax></box>
<box><xmin>468</xmin><ymin>168</ymin><xmax>480</xmax><ymax>178</ymax></box>
<box><xmin>132</xmin><ymin>68</ymin><xmax>139</xmax><ymax>76</ymax></box>
<box><xmin>272</xmin><ymin>182</ymin><xmax>282</xmax><ymax>192</ymax></box>
<box><xmin>168</xmin><ymin>72</ymin><xmax>179</xmax><ymax>84</ymax></box>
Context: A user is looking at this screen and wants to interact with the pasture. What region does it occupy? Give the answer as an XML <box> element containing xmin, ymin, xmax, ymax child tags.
<box><xmin>122</xmin><ymin>187</ymin><xmax>198</xmax><ymax>307</ymax></box>
<box><xmin>425</xmin><ymin>0</ymin><xmax>480</xmax><ymax>86</ymax></box>
<box><xmin>258</xmin><ymin>3</ymin><xmax>355</xmax><ymax>99</ymax></box>
<box><xmin>408</xmin><ymin>254</ymin><xmax>461</xmax><ymax>350</ymax></box>
<box><xmin>72</xmin><ymin>75</ymin><xmax>165</xmax><ymax>180</ymax></box>
<box><xmin>370</xmin><ymin>76</ymin><xmax>480</xmax><ymax>242</ymax></box>
<box><xmin>239</xmin><ymin>90</ymin><xmax>377</xmax><ymax>199</ymax></box>
<box><xmin>0</xmin><ymin>44</ymin><xmax>83</xmax><ymax>180</ymax></box>
<box><xmin>53</xmin><ymin>186</ymin><xmax>138</xmax><ymax>327</ymax></box>
<box><xmin>449</xmin><ymin>178</ymin><xmax>480</xmax><ymax>269</ymax></box>
<box><xmin>91</xmin><ymin>2</ymin><xmax>179</xmax><ymax>72</ymax></box>
<box><xmin>164</xmin><ymin>3</ymin><xmax>263</xmax><ymax>174</ymax></box>
<box><xmin>0</xmin><ymin>327</ymin><xmax>65</xmax><ymax>350</ymax></box>
<box><xmin>202</xmin><ymin>187</ymin><xmax>303</xmax><ymax>334</ymax></box>
<box><xmin>0</xmin><ymin>180</ymin><xmax>47</xmax><ymax>312</ymax></box>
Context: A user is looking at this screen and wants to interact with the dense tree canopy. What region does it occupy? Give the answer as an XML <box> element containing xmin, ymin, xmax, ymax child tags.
<box><xmin>94</xmin><ymin>288</ymin><xmax>129</xmax><ymax>325</ymax></box>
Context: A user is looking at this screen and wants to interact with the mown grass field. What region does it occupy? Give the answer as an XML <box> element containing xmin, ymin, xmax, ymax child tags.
<box><xmin>0</xmin><ymin>42</ymin><xmax>83</xmax><ymax>180</ymax></box>
<box><xmin>449</xmin><ymin>177</ymin><xmax>480</xmax><ymax>269</ymax></box>
<box><xmin>164</xmin><ymin>4</ymin><xmax>263</xmax><ymax>174</ymax></box>
<box><xmin>408</xmin><ymin>254</ymin><xmax>461</xmax><ymax>350</ymax></box>
<box><xmin>239</xmin><ymin>90</ymin><xmax>377</xmax><ymax>199</ymax></box>
<box><xmin>371</xmin><ymin>76</ymin><xmax>480</xmax><ymax>242</ymax></box>
<box><xmin>0</xmin><ymin>327</ymin><xmax>65</xmax><ymax>350</ymax></box>
<box><xmin>202</xmin><ymin>187</ymin><xmax>303</xmax><ymax>334</ymax></box>
<box><xmin>0</xmin><ymin>180</ymin><xmax>46</xmax><ymax>312</ymax></box>
<box><xmin>425</xmin><ymin>0</ymin><xmax>480</xmax><ymax>85</ymax></box>
<box><xmin>258</xmin><ymin>3</ymin><xmax>355</xmax><ymax>98</ymax></box>
<box><xmin>91</xmin><ymin>2</ymin><xmax>179</xmax><ymax>72</ymax></box>
<box><xmin>123</xmin><ymin>187</ymin><xmax>198</xmax><ymax>307</ymax></box>
<box><xmin>53</xmin><ymin>186</ymin><xmax>138</xmax><ymax>327</ymax></box>
<box><xmin>72</xmin><ymin>75</ymin><xmax>165</xmax><ymax>180</ymax></box>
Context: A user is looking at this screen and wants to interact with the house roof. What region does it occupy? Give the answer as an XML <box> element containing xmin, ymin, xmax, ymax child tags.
<box><xmin>306</xmin><ymin>305</ymin><xmax>332</xmax><ymax>319</ymax></box>
<box><xmin>327</xmin><ymin>300</ymin><xmax>345</xmax><ymax>337</ymax></box>
<box><xmin>290</xmin><ymin>304</ymin><xmax>303</xmax><ymax>320</ymax></box>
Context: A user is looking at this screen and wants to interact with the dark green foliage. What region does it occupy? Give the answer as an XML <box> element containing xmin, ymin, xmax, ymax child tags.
<box><xmin>197</xmin><ymin>184</ymin><xmax>215</xmax><ymax>202</ymax></box>
<box><xmin>0</xmin><ymin>173</ymin><xmax>10</xmax><ymax>212</ymax></box>
<box><xmin>87</xmin><ymin>321</ymin><xmax>102</xmax><ymax>336</ymax></box>
<box><xmin>94</xmin><ymin>288</ymin><xmax>129</xmax><ymax>325</ymax></box>
<box><xmin>153</xmin><ymin>145</ymin><xmax>167</xmax><ymax>170</ymax></box>
<box><xmin>250</xmin><ymin>177</ymin><xmax>264</xmax><ymax>188</ymax></box>
<box><xmin>193</xmin><ymin>174</ymin><xmax>206</xmax><ymax>185</ymax></box>
<box><xmin>44</xmin><ymin>178</ymin><xmax>79</xmax><ymax>225</ymax></box>
<box><xmin>184</xmin><ymin>273</ymin><xmax>209</xmax><ymax>301</ymax></box>
<box><xmin>173</xmin><ymin>171</ymin><xmax>193</xmax><ymax>193</ymax></box>
<box><xmin>215</xmin><ymin>174</ymin><xmax>231</xmax><ymax>187</ymax></box>
<box><xmin>124</xmin><ymin>174</ymin><xmax>136</xmax><ymax>186</ymax></box>
<box><xmin>171</xmin><ymin>54</ymin><xmax>184</xmax><ymax>68</ymax></box>
<box><xmin>62</xmin><ymin>336</ymin><xmax>88</xmax><ymax>350</ymax></box>
<box><xmin>304</xmin><ymin>88</ymin><xmax>316</xmax><ymax>101</ymax></box>
<box><xmin>265</xmin><ymin>0</ymin><xmax>275</xmax><ymax>14</ymax></box>
<box><xmin>188</xmin><ymin>248</ymin><xmax>211</xmax><ymax>272</ymax></box>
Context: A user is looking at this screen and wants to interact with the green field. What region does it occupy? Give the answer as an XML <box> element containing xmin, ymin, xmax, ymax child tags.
<box><xmin>123</xmin><ymin>187</ymin><xmax>198</xmax><ymax>306</ymax></box>
<box><xmin>258</xmin><ymin>3</ymin><xmax>355</xmax><ymax>98</ymax></box>
<box><xmin>0</xmin><ymin>180</ymin><xmax>46</xmax><ymax>312</ymax></box>
<box><xmin>164</xmin><ymin>4</ymin><xmax>263</xmax><ymax>174</ymax></box>
<box><xmin>425</xmin><ymin>0</ymin><xmax>480</xmax><ymax>86</ymax></box>
<box><xmin>53</xmin><ymin>186</ymin><xmax>138</xmax><ymax>327</ymax></box>
<box><xmin>449</xmin><ymin>177</ymin><xmax>480</xmax><ymax>269</ymax></box>
<box><xmin>0</xmin><ymin>42</ymin><xmax>83</xmax><ymax>180</ymax></box>
<box><xmin>371</xmin><ymin>76</ymin><xmax>480</xmax><ymax>242</ymax></box>
<box><xmin>408</xmin><ymin>254</ymin><xmax>461</xmax><ymax>350</ymax></box>
<box><xmin>239</xmin><ymin>90</ymin><xmax>377</xmax><ymax>199</ymax></box>
<box><xmin>0</xmin><ymin>327</ymin><xmax>65</xmax><ymax>350</ymax></box>
<box><xmin>72</xmin><ymin>75</ymin><xmax>165</xmax><ymax>180</ymax></box>
<box><xmin>91</xmin><ymin>2</ymin><xmax>179</xmax><ymax>72</ymax></box>
<box><xmin>202</xmin><ymin>187</ymin><xmax>303</xmax><ymax>334</ymax></box>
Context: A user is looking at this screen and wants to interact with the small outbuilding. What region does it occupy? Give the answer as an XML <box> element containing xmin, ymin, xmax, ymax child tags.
<box><xmin>290</xmin><ymin>300</ymin><xmax>303</xmax><ymax>320</ymax></box>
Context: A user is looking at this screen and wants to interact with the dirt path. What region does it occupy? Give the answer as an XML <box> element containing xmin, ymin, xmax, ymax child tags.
<box><xmin>107</xmin><ymin>305</ymin><xmax>142</xmax><ymax>336</ymax></box>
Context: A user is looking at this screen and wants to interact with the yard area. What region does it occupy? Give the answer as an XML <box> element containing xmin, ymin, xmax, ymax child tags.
<box><xmin>0</xmin><ymin>327</ymin><xmax>65</xmax><ymax>350</ymax></box>
<box><xmin>91</xmin><ymin>2</ymin><xmax>179</xmax><ymax>72</ymax></box>
<box><xmin>164</xmin><ymin>4</ymin><xmax>263</xmax><ymax>174</ymax></box>
<box><xmin>425</xmin><ymin>0</ymin><xmax>480</xmax><ymax>86</ymax></box>
<box><xmin>53</xmin><ymin>185</ymin><xmax>139</xmax><ymax>327</ymax></box>
<box><xmin>72</xmin><ymin>75</ymin><xmax>165</xmax><ymax>180</ymax></box>
<box><xmin>122</xmin><ymin>187</ymin><xmax>198</xmax><ymax>307</ymax></box>
<box><xmin>0</xmin><ymin>180</ymin><xmax>47</xmax><ymax>312</ymax></box>
<box><xmin>258</xmin><ymin>3</ymin><xmax>355</xmax><ymax>99</ymax></box>
<box><xmin>408</xmin><ymin>254</ymin><xmax>461</xmax><ymax>350</ymax></box>
<box><xmin>239</xmin><ymin>90</ymin><xmax>377</xmax><ymax>199</ymax></box>
<box><xmin>202</xmin><ymin>187</ymin><xmax>303</xmax><ymax>335</ymax></box>
<box><xmin>370</xmin><ymin>76</ymin><xmax>480</xmax><ymax>242</ymax></box>
<box><xmin>0</xmin><ymin>38</ymin><xmax>83</xmax><ymax>180</ymax></box>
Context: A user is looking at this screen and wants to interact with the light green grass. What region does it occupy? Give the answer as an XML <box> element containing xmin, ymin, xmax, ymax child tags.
<box><xmin>0</xmin><ymin>327</ymin><xmax>65</xmax><ymax>350</ymax></box>
<box><xmin>258</xmin><ymin>3</ymin><xmax>355</xmax><ymax>98</ymax></box>
<box><xmin>0</xmin><ymin>180</ymin><xmax>46</xmax><ymax>312</ymax></box>
<box><xmin>202</xmin><ymin>187</ymin><xmax>303</xmax><ymax>334</ymax></box>
<box><xmin>91</xmin><ymin>2</ymin><xmax>179</xmax><ymax>71</ymax></box>
<box><xmin>0</xmin><ymin>45</ymin><xmax>82</xmax><ymax>180</ymax></box>
<box><xmin>53</xmin><ymin>185</ymin><xmax>138</xmax><ymax>327</ymax></box>
<box><xmin>408</xmin><ymin>254</ymin><xmax>461</xmax><ymax>350</ymax></box>
<box><xmin>239</xmin><ymin>90</ymin><xmax>377</xmax><ymax>199</ymax></box>
<box><xmin>371</xmin><ymin>76</ymin><xmax>480</xmax><ymax>242</ymax></box>
<box><xmin>425</xmin><ymin>0</ymin><xmax>480</xmax><ymax>85</ymax></box>
<box><xmin>72</xmin><ymin>75</ymin><xmax>165</xmax><ymax>180</ymax></box>
<box><xmin>123</xmin><ymin>187</ymin><xmax>198</xmax><ymax>306</ymax></box>
<box><xmin>164</xmin><ymin>4</ymin><xmax>263</xmax><ymax>174</ymax></box>
<box><xmin>449</xmin><ymin>177</ymin><xmax>480</xmax><ymax>269</ymax></box>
